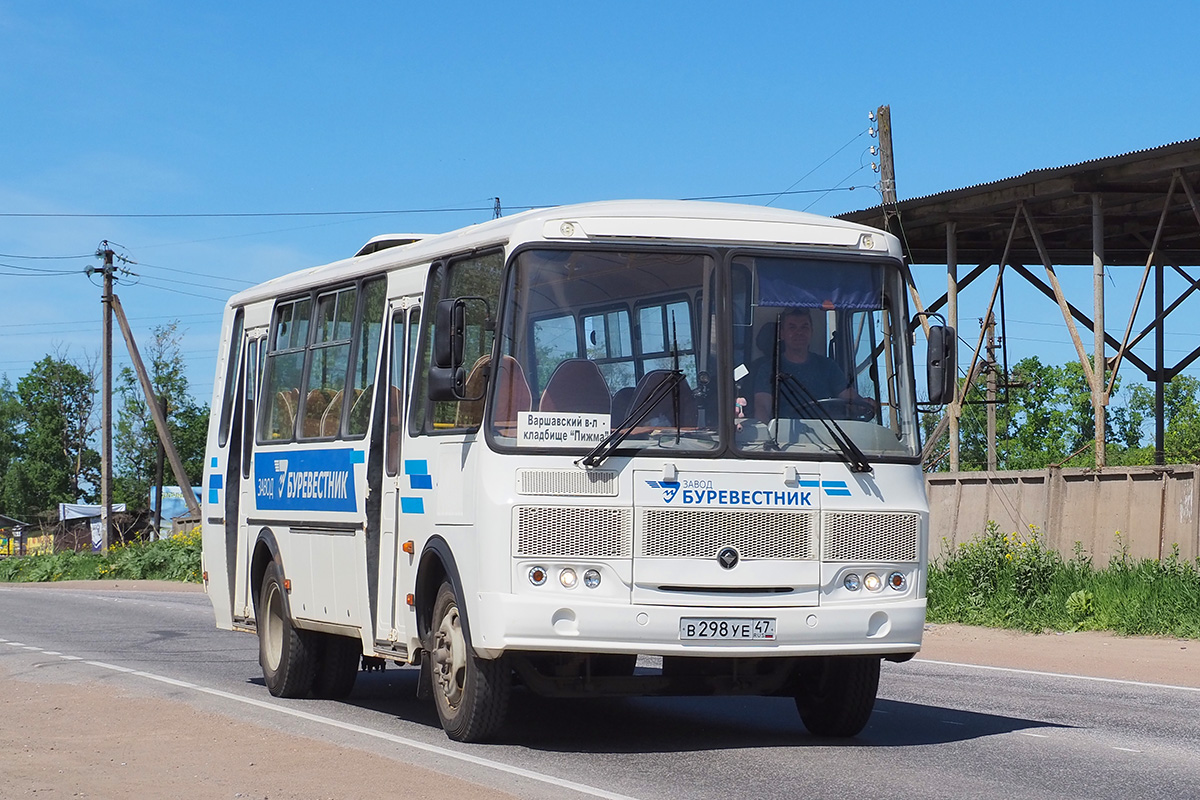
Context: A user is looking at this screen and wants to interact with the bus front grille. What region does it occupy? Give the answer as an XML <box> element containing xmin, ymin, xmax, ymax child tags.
<box><xmin>638</xmin><ymin>508</ymin><xmax>818</xmax><ymax>560</ymax></box>
<box><xmin>514</xmin><ymin>506</ymin><xmax>633</xmax><ymax>557</ymax></box>
<box><xmin>821</xmin><ymin>511</ymin><xmax>920</xmax><ymax>562</ymax></box>
<box><xmin>517</xmin><ymin>469</ymin><xmax>619</xmax><ymax>496</ymax></box>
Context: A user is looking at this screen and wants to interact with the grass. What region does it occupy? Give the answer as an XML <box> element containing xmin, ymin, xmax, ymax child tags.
<box><xmin>928</xmin><ymin>522</ymin><xmax>1200</xmax><ymax>639</ymax></box>
<box><xmin>0</xmin><ymin>528</ymin><xmax>201</xmax><ymax>584</ymax></box>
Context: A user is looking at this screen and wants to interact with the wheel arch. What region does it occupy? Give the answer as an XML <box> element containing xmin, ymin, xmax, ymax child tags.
<box><xmin>250</xmin><ymin>527</ymin><xmax>282</xmax><ymax>614</ymax></box>
<box><xmin>415</xmin><ymin>535</ymin><xmax>468</xmax><ymax>648</ymax></box>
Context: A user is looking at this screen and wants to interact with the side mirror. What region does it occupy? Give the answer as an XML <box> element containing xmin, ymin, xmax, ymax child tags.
<box><xmin>433</xmin><ymin>298</ymin><xmax>465</xmax><ymax>370</ymax></box>
<box><xmin>926</xmin><ymin>325</ymin><xmax>956</xmax><ymax>405</ymax></box>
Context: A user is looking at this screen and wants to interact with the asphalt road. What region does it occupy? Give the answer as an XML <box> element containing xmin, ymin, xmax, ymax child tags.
<box><xmin>2</xmin><ymin>584</ymin><xmax>1198</xmax><ymax>800</ymax></box>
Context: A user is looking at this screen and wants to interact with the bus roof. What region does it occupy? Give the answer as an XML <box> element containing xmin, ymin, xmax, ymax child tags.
<box><xmin>226</xmin><ymin>200</ymin><xmax>896</xmax><ymax>308</ymax></box>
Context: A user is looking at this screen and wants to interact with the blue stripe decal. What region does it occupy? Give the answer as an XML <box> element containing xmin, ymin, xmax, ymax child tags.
<box><xmin>208</xmin><ymin>489</ymin><xmax>219</xmax><ymax>504</ymax></box>
<box><xmin>798</xmin><ymin>480</ymin><xmax>820</xmax><ymax>488</ymax></box>
<box><xmin>350</xmin><ymin>449</ymin><xmax>365</xmax><ymax>464</ymax></box>
<box><xmin>210</xmin><ymin>457</ymin><xmax>218</xmax><ymax>468</ymax></box>
<box><xmin>400</xmin><ymin>497</ymin><xmax>425</xmax><ymax>514</ymax></box>
<box><xmin>824</xmin><ymin>489</ymin><xmax>853</xmax><ymax>497</ymax></box>
<box><xmin>409</xmin><ymin>474</ymin><xmax>433</xmax><ymax>490</ymax></box>
<box><xmin>821</xmin><ymin>480</ymin><xmax>848</xmax><ymax>488</ymax></box>
<box><xmin>209</xmin><ymin>474</ymin><xmax>223</xmax><ymax>490</ymax></box>
<box><xmin>404</xmin><ymin>459</ymin><xmax>429</xmax><ymax>476</ymax></box>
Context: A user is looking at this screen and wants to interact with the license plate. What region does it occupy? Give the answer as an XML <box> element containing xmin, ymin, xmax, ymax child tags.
<box><xmin>679</xmin><ymin>617</ymin><xmax>776</xmax><ymax>640</ymax></box>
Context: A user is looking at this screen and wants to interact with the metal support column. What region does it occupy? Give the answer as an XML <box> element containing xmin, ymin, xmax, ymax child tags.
<box><xmin>1155</xmin><ymin>260</ymin><xmax>1165</xmax><ymax>465</ymax></box>
<box><xmin>947</xmin><ymin>221</ymin><xmax>960</xmax><ymax>471</ymax></box>
<box><xmin>1092</xmin><ymin>194</ymin><xmax>1106</xmax><ymax>467</ymax></box>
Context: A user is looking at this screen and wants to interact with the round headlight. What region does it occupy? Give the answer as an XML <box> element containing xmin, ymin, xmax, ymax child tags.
<box><xmin>583</xmin><ymin>569</ymin><xmax>601</xmax><ymax>589</ymax></box>
<box><xmin>843</xmin><ymin>573</ymin><xmax>861</xmax><ymax>591</ymax></box>
<box><xmin>528</xmin><ymin>566</ymin><xmax>547</xmax><ymax>586</ymax></box>
<box><xmin>864</xmin><ymin>573</ymin><xmax>883</xmax><ymax>592</ymax></box>
<box><xmin>559</xmin><ymin>568</ymin><xmax>578</xmax><ymax>588</ymax></box>
<box><xmin>888</xmin><ymin>571</ymin><xmax>907</xmax><ymax>591</ymax></box>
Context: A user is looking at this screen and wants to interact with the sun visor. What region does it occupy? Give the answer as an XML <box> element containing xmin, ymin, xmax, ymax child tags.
<box><xmin>757</xmin><ymin>259</ymin><xmax>883</xmax><ymax>310</ymax></box>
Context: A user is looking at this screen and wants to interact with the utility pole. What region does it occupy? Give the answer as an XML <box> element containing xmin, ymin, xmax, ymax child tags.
<box><xmin>152</xmin><ymin>395</ymin><xmax>167</xmax><ymax>539</ymax></box>
<box><xmin>875</xmin><ymin>104</ymin><xmax>898</xmax><ymax>235</ymax></box>
<box><xmin>985</xmin><ymin>312</ymin><xmax>998</xmax><ymax>472</ymax></box>
<box><xmin>98</xmin><ymin>243</ymin><xmax>115</xmax><ymax>553</ymax></box>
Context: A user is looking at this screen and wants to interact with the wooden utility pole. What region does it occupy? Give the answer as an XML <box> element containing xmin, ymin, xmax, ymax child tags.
<box><xmin>99</xmin><ymin>244</ymin><xmax>115</xmax><ymax>553</ymax></box>
<box><xmin>152</xmin><ymin>395</ymin><xmax>167</xmax><ymax>538</ymax></box>
<box><xmin>876</xmin><ymin>105</ymin><xmax>898</xmax><ymax>229</ymax></box>
<box><xmin>110</xmin><ymin>294</ymin><xmax>202</xmax><ymax>519</ymax></box>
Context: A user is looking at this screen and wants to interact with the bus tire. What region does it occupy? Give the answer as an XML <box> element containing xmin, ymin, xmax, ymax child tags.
<box><xmin>429</xmin><ymin>580</ymin><xmax>510</xmax><ymax>742</ymax></box>
<box><xmin>312</xmin><ymin>633</ymin><xmax>361</xmax><ymax>700</ymax></box>
<box><xmin>794</xmin><ymin>655</ymin><xmax>880</xmax><ymax>737</ymax></box>
<box><xmin>258</xmin><ymin>561</ymin><xmax>317</xmax><ymax>698</ymax></box>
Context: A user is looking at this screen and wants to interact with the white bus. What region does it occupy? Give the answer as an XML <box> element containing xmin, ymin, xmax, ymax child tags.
<box><xmin>201</xmin><ymin>200</ymin><xmax>954</xmax><ymax>742</ymax></box>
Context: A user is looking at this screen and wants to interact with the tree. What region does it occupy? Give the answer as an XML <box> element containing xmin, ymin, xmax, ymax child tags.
<box><xmin>0</xmin><ymin>355</ymin><xmax>99</xmax><ymax>520</ymax></box>
<box><xmin>113</xmin><ymin>322</ymin><xmax>209</xmax><ymax>510</ymax></box>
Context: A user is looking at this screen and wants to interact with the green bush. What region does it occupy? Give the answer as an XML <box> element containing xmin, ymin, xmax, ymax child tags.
<box><xmin>929</xmin><ymin>526</ymin><xmax>1200</xmax><ymax>638</ymax></box>
<box><xmin>0</xmin><ymin>529</ymin><xmax>201</xmax><ymax>584</ymax></box>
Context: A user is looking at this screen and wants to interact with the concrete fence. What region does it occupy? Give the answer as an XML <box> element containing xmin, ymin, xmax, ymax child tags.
<box><xmin>926</xmin><ymin>466</ymin><xmax>1200</xmax><ymax>564</ymax></box>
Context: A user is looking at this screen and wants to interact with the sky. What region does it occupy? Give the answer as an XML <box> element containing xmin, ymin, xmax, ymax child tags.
<box><xmin>3</xmin><ymin>0</ymin><xmax>1199</xmax><ymax>414</ymax></box>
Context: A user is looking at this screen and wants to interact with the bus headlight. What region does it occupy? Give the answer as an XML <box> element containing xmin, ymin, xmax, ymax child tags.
<box><xmin>559</xmin><ymin>568</ymin><xmax>578</xmax><ymax>588</ymax></box>
<box><xmin>528</xmin><ymin>566</ymin><xmax>548</xmax><ymax>586</ymax></box>
<box><xmin>583</xmin><ymin>569</ymin><xmax>601</xmax><ymax>589</ymax></box>
<box><xmin>888</xmin><ymin>571</ymin><xmax>907</xmax><ymax>591</ymax></box>
<box><xmin>843</xmin><ymin>573</ymin><xmax>861</xmax><ymax>591</ymax></box>
<box><xmin>864</xmin><ymin>573</ymin><xmax>883</xmax><ymax>592</ymax></box>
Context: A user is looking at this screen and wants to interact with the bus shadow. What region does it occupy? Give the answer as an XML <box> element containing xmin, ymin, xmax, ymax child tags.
<box><xmin>278</xmin><ymin>666</ymin><xmax>1069</xmax><ymax>753</ymax></box>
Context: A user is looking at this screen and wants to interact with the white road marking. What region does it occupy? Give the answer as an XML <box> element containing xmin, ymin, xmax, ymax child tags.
<box><xmin>916</xmin><ymin>659</ymin><xmax>1200</xmax><ymax>693</ymax></box>
<box><xmin>1111</xmin><ymin>747</ymin><xmax>1142</xmax><ymax>753</ymax></box>
<box><xmin>21</xmin><ymin>645</ymin><xmax>645</xmax><ymax>800</ymax></box>
<box><xmin>1017</xmin><ymin>732</ymin><xmax>1049</xmax><ymax>739</ymax></box>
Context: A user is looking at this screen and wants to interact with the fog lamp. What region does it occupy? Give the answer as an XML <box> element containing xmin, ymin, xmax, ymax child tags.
<box><xmin>559</xmin><ymin>568</ymin><xmax>578</xmax><ymax>588</ymax></box>
<box><xmin>843</xmin><ymin>573</ymin><xmax>861</xmax><ymax>591</ymax></box>
<box><xmin>864</xmin><ymin>573</ymin><xmax>883</xmax><ymax>592</ymax></box>
<box><xmin>583</xmin><ymin>569</ymin><xmax>601</xmax><ymax>589</ymax></box>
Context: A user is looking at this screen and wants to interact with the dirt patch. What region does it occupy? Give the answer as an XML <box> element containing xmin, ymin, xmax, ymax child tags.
<box><xmin>918</xmin><ymin>622</ymin><xmax>1199</xmax><ymax>688</ymax></box>
<box><xmin>0</xmin><ymin>661</ymin><xmax>517</xmax><ymax>800</ymax></box>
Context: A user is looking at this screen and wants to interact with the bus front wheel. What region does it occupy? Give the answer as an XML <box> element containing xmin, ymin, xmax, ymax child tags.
<box><xmin>258</xmin><ymin>561</ymin><xmax>318</xmax><ymax>698</ymax></box>
<box><xmin>794</xmin><ymin>655</ymin><xmax>880</xmax><ymax>737</ymax></box>
<box><xmin>428</xmin><ymin>581</ymin><xmax>510</xmax><ymax>742</ymax></box>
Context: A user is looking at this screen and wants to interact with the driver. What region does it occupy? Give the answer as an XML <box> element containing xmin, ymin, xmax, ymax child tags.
<box><xmin>752</xmin><ymin>308</ymin><xmax>866</xmax><ymax>420</ymax></box>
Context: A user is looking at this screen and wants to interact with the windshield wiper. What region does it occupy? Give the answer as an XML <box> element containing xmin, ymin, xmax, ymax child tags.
<box><xmin>578</xmin><ymin>370</ymin><xmax>686</xmax><ymax>468</ymax></box>
<box><xmin>775</xmin><ymin>374</ymin><xmax>873</xmax><ymax>473</ymax></box>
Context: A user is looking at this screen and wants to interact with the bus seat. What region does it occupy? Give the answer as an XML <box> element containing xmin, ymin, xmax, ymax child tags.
<box><xmin>303</xmin><ymin>388</ymin><xmax>334</xmax><ymax>438</ymax></box>
<box><xmin>348</xmin><ymin>386</ymin><xmax>372</xmax><ymax>433</ymax></box>
<box><xmin>274</xmin><ymin>388</ymin><xmax>299</xmax><ymax>439</ymax></box>
<box><xmin>611</xmin><ymin>386</ymin><xmax>636</xmax><ymax>424</ymax></box>
<box><xmin>625</xmin><ymin>369</ymin><xmax>697</xmax><ymax>427</ymax></box>
<box><xmin>319</xmin><ymin>390</ymin><xmax>344</xmax><ymax>437</ymax></box>
<box><xmin>493</xmin><ymin>356</ymin><xmax>532</xmax><ymax>426</ymax></box>
<box><xmin>538</xmin><ymin>359</ymin><xmax>611</xmax><ymax>415</ymax></box>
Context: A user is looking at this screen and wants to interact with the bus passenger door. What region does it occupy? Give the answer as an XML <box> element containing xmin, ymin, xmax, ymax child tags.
<box><xmin>232</xmin><ymin>330</ymin><xmax>266</xmax><ymax>622</ymax></box>
<box><xmin>376</xmin><ymin>304</ymin><xmax>419</xmax><ymax>649</ymax></box>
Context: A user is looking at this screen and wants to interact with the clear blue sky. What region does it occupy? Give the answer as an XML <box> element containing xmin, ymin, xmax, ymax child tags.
<box><xmin>3</xmin><ymin>1</ymin><xmax>1198</xmax><ymax>407</ymax></box>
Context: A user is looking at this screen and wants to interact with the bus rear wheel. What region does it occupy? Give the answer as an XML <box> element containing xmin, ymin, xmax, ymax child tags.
<box><xmin>794</xmin><ymin>655</ymin><xmax>880</xmax><ymax>737</ymax></box>
<box><xmin>312</xmin><ymin>633</ymin><xmax>361</xmax><ymax>699</ymax></box>
<box><xmin>428</xmin><ymin>581</ymin><xmax>510</xmax><ymax>742</ymax></box>
<box><xmin>258</xmin><ymin>561</ymin><xmax>317</xmax><ymax>698</ymax></box>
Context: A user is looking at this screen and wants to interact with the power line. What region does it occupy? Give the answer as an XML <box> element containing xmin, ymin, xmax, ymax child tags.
<box><xmin>0</xmin><ymin>251</ymin><xmax>95</xmax><ymax>260</ymax></box>
<box><xmin>0</xmin><ymin>205</ymin><xmax>501</xmax><ymax>219</ymax></box>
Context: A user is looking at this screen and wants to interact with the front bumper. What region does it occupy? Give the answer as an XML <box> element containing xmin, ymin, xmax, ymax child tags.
<box><xmin>469</xmin><ymin>593</ymin><xmax>925</xmax><ymax>659</ymax></box>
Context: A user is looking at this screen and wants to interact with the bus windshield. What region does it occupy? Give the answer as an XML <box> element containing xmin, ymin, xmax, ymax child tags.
<box><xmin>488</xmin><ymin>247</ymin><xmax>917</xmax><ymax>461</ymax></box>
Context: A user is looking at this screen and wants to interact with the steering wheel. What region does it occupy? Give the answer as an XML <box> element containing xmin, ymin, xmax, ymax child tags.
<box><xmin>815</xmin><ymin>397</ymin><xmax>877</xmax><ymax>422</ymax></box>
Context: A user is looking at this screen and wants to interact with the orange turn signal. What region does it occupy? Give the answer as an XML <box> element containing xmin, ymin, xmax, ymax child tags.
<box><xmin>405</xmin><ymin>593</ymin><xmax>415</xmax><ymax>607</ymax></box>
<box><xmin>402</xmin><ymin>540</ymin><xmax>415</xmax><ymax>555</ymax></box>
<box><xmin>283</xmin><ymin>579</ymin><xmax>292</xmax><ymax>591</ymax></box>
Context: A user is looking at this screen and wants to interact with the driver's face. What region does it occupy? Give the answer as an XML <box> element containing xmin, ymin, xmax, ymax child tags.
<box><xmin>780</xmin><ymin>313</ymin><xmax>812</xmax><ymax>356</ymax></box>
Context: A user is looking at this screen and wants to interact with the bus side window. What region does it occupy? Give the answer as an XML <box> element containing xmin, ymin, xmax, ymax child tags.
<box><xmin>413</xmin><ymin>252</ymin><xmax>504</xmax><ymax>433</ymax></box>
<box><xmin>385</xmin><ymin>308</ymin><xmax>407</xmax><ymax>476</ymax></box>
<box><xmin>241</xmin><ymin>338</ymin><xmax>260</xmax><ymax>479</ymax></box>
<box><xmin>217</xmin><ymin>309</ymin><xmax>244</xmax><ymax>448</ymax></box>
<box><xmin>301</xmin><ymin>286</ymin><xmax>357</xmax><ymax>439</ymax></box>
<box><xmin>260</xmin><ymin>296</ymin><xmax>312</xmax><ymax>441</ymax></box>
<box><xmin>347</xmin><ymin>278</ymin><xmax>387</xmax><ymax>438</ymax></box>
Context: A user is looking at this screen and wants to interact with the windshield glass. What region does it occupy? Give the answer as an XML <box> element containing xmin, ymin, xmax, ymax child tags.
<box><xmin>731</xmin><ymin>254</ymin><xmax>918</xmax><ymax>459</ymax></box>
<box><xmin>490</xmin><ymin>249</ymin><xmax>720</xmax><ymax>454</ymax></box>
<box><xmin>487</xmin><ymin>247</ymin><xmax>917</xmax><ymax>461</ymax></box>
